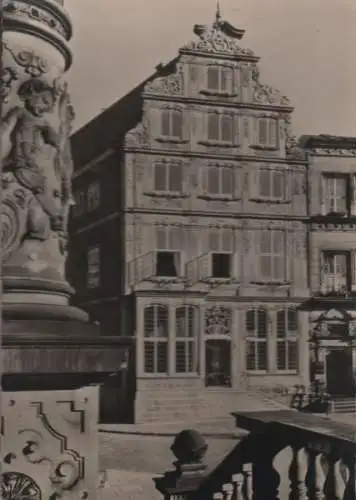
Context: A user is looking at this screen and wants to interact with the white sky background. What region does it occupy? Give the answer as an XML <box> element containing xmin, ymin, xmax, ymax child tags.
<box><xmin>65</xmin><ymin>0</ymin><xmax>356</xmax><ymax>137</ymax></box>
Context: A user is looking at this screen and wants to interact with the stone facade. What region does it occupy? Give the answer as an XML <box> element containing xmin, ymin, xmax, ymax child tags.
<box><xmin>69</xmin><ymin>13</ymin><xmax>311</xmax><ymax>422</ymax></box>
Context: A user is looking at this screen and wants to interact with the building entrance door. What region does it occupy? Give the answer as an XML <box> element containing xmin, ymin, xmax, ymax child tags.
<box><xmin>205</xmin><ymin>339</ymin><xmax>231</xmax><ymax>387</ymax></box>
<box><xmin>326</xmin><ymin>349</ymin><xmax>354</xmax><ymax>396</ymax></box>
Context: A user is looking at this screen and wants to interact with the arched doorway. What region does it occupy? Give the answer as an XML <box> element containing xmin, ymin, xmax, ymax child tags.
<box><xmin>326</xmin><ymin>349</ymin><xmax>354</xmax><ymax>396</ymax></box>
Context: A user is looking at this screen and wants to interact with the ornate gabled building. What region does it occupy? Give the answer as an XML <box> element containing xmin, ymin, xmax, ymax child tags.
<box><xmin>69</xmin><ymin>11</ymin><xmax>310</xmax><ymax>422</ymax></box>
<box><xmin>300</xmin><ymin>135</ymin><xmax>356</xmax><ymax>400</ymax></box>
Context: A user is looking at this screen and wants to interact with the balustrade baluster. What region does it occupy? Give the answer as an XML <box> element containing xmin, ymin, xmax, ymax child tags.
<box><xmin>334</xmin><ymin>458</ymin><xmax>350</xmax><ymax>500</ymax></box>
<box><xmin>273</xmin><ymin>446</ymin><xmax>294</xmax><ymax>499</ymax></box>
<box><xmin>295</xmin><ymin>447</ymin><xmax>309</xmax><ymax>500</ymax></box>
<box><xmin>231</xmin><ymin>473</ymin><xmax>244</xmax><ymax>500</ymax></box>
<box><xmin>222</xmin><ymin>483</ymin><xmax>234</xmax><ymax>500</ymax></box>
<box><xmin>314</xmin><ymin>453</ymin><xmax>327</xmax><ymax>500</ymax></box>
<box><xmin>242</xmin><ymin>463</ymin><xmax>253</xmax><ymax>500</ymax></box>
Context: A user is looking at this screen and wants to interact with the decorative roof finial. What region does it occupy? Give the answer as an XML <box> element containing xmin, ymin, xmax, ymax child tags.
<box><xmin>214</xmin><ymin>0</ymin><xmax>222</xmax><ymax>27</ymax></box>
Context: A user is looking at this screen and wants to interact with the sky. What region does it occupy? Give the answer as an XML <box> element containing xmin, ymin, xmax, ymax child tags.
<box><xmin>65</xmin><ymin>0</ymin><xmax>356</xmax><ymax>138</ymax></box>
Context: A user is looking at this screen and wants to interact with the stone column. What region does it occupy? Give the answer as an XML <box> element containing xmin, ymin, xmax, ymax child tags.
<box><xmin>1</xmin><ymin>1</ymin><xmax>133</xmax><ymax>497</ymax></box>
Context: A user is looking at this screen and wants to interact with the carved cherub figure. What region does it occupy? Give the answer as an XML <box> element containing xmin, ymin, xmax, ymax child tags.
<box><xmin>1</xmin><ymin>78</ymin><xmax>63</xmax><ymax>239</ymax></box>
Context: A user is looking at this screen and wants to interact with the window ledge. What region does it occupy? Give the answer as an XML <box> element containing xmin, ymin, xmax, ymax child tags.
<box><xmin>144</xmin><ymin>191</ymin><xmax>189</xmax><ymax>199</ymax></box>
<box><xmin>274</xmin><ymin>370</ymin><xmax>298</xmax><ymax>375</ymax></box>
<box><xmin>147</xmin><ymin>276</ymin><xmax>187</xmax><ymax>284</ymax></box>
<box><xmin>246</xmin><ymin>371</ymin><xmax>268</xmax><ymax>375</ymax></box>
<box><xmin>249</xmin><ymin>197</ymin><xmax>290</xmax><ymax>204</ymax></box>
<box><xmin>250</xmin><ymin>280</ymin><xmax>291</xmax><ymax>287</ymax></box>
<box><xmin>250</xmin><ymin>144</ymin><xmax>279</xmax><ymax>151</ymax></box>
<box><xmin>156</xmin><ymin>137</ymin><xmax>188</xmax><ymax>144</ymax></box>
<box><xmin>198</xmin><ymin>140</ymin><xmax>236</xmax><ymax>148</ymax></box>
<box><xmin>197</xmin><ymin>194</ymin><xmax>241</xmax><ymax>202</ymax></box>
<box><xmin>199</xmin><ymin>90</ymin><xmax>238</xmax><ymax>97</ymax></box>
<box><xmin>201</xmin><ymin>277</ymin><xmax>240</xmax><ymax>286</ymax></box>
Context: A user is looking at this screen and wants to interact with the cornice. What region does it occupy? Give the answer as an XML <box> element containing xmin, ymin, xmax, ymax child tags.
<box><xmin>124</xmin><ymin>207</ymin><xmax>309</xmax><ymax>222</ymax></box>
<box><xmin>179</xmin><ymin>48</ymin><xmax>260</xmax><ymax>63</ymax></box>
<box><xmin>141</xmin><ymin>93</ymin><xmax>293</xmax><ymax>113</ymax></box>
<box><xmin>123</xmin><ymin>146</ymin><xmax>308</xmax><ymax>165</ymax></box>
<box><xmin>4</xmin><ymin>16</ymin><xmax>72</xmax><ymax>70</ymax></box>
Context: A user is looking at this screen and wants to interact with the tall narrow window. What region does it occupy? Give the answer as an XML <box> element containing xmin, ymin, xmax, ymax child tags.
<box><xmin>258</xmin><ymin>169</ymin><xmax>285</xmax><ymax>200</ymax></box>
<box><xmin>175</xmin><ymin>305</ymin><xmax>198</xmax><ymax>373</ymax></box>
<box><xmin>208</xmin><ymin>228</ymin><xmax>234</xmax><ymax>279</ymax></box>
<box><xmin>143</xmin><ymin>304</ymin><xmax>169</xmax><ymax>373</ymax></box>
<box><xmin>161</xmin><ymin>109</ymin><xmax>183</xmax><ymax>139</ymax></box>
<box><xmin>87</xmin><ymin>181</ymin><xmax>100</xmax><ymax>211</ymax></box>
<box><xmin>276</xmin><ymin>309</ymin><xmax>298</xmax><ymax>371</ymax></box>
<box><xmin>207</xmin><ymin>113</ymin><xmax>233</xmax><ymax>143</ymax></box>
<box><xmin>154</xmin><ymin>161</ymin><xmax>183</xmax><ymax>193</ymax></box>
<box><xmin>258</xmin><ymin>230</ymin><xmax>285</xmax><ymax>281</ymax></box>
<box><xmin>257</xmin><ymin>118</ymin><xmax>278</xmax><ymax>148</ymax></box>
<box><xmin>323</xmin><ymin>174</ymin><xmax>349</xmax><ymax>215</ymax></box>
<box><xmin>207</xmin><ymin>66</ymin><xmax>233</xmax><ymax>93</ymax></box>
<box><xmin>155</xmin><ymin>226</ymin><xmax>182</xmax><ymax>278</ymax></box>
<box><xmin>246</xmin><ymin>309</ymin><xmax>268</xmax><ymax>371</ymax></box>
<box><xmin>207</xmin><ymin>165</ymin><xmax>235</xmax><ymax>196</ymax></box>
<box><xmin>72</xmin><ymin>190</ymin><xmax>86</xmax><ymax>217</ymax></box>
<box><xmin>87</xmin><ymin>246</ymin><xmax>100</xmax><ymax>288</ymax></box>
<box><xmin>321</xmin><ymin>251</ymin><xmax>350</xmax><ymax>295</ymax></box>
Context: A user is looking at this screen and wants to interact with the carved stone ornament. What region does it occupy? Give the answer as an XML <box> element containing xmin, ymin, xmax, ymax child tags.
<box><xmin>181</xmin><ymin>22</ymin><xmax>255</xmax><ymax>58</ymax></box>
<box><xmin>144</xmin><ymin>70</ymin><xmax>183</xmax><ymax>96</ymax></box>
<box><xmin>0</xmin><ymin>67</ymin><xmax>19</xmax><ymax>103</ymax></box>
<box><xmin>251</xmin><ymin>67</ymin><xmax>290</xmax><ymax>106</ymax></box>
<box><xmin>4</xmin><ymin>42</ymin><xmax>49</xmax><ymax>77</ymax></box>
<box><xmin>205</xmin><ymin>305</ymin><xmax>232</xmax><ymax>336</ymax></box>
<box><xmin>125</xmin><ymin>120</ymin><xmax>149</xmax><ymax>148</ymax></box>
<box><xmin>1</xmin><ymin>76</ymin><xmax>75</xmax><ymax>267</ymax></box>
<box><xmin>3</xmin><ymin>0</ymin><xmax>68</xmax><ymax>38</ymax></box>
<box><xmin>309</xmin><ymin>148</ymin><xmax>356</xmax><ymax>157</ymax></box>
<box><xmin>1</xmin><ymin>472</ymin><xmax>42</xmax><ymax>500</ymax></box>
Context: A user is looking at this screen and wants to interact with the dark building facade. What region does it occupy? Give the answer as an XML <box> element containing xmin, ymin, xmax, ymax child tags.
<box><xmin>68</xmin><ymin>15</ymin><xmax>356</xmax><ymax>422</ymax></box>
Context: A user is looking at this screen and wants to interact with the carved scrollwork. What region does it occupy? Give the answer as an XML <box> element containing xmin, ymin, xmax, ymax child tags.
<box><xmin>251</xmin><ymin>66</ymin><xmax>290</xmax><ymax>106</ymax></box>
<box><xmin>125</xmin><ymin>121</ymin><xmax>148</xmax><ymax>148</ymax></box>
<box><xmin>1</xmin><ymin>472</ymin><xmax>42</xmax><ymax>500</ymax></box>
<box><xmin>3</xmin><ymin>42</ymin><xmax>49</xmax><ymax>77</ymax></box>
<box><xmin>144</xmin><ymin>70</ymin><xmax>183</xmax><ymax>96</ymax></box>
<box><xmin>182</xmin><ymin>24</ymin><xmax>255</xmax><ymax>57</ymax></box>
<box><xmin>205</xmin><ymin>305</ymin><xmax>232</xmax><ymax>336</ymax></box>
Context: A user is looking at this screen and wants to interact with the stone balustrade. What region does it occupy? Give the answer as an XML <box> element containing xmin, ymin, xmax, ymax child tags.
<box><xmin>155</xmin><ymin>411</ymin><xmax>356</xmax><ymax>499</ymax></box>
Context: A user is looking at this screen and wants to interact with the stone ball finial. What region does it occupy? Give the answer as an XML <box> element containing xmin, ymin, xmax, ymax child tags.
<box><xmin>170</xmin><ymin>429</ymin><xmax>208</xmax><ymax>464</ymax></box>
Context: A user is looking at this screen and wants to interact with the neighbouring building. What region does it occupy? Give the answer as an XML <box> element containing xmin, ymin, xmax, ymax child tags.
<box><xmin>68</xmin><ymin>11</ymin><xmax>312</xmax><ymax>423</ymax></box>
<box><xmin>300</xmin><ymin>135</ymin><xmax>356</xmax><ymax>401</ymax></box>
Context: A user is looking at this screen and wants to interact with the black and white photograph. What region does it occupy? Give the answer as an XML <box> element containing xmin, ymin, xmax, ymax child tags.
<box><xmin>1</xmin><ymin>0</ymin><xmax>356</xmax><ymax>498</ymax></box>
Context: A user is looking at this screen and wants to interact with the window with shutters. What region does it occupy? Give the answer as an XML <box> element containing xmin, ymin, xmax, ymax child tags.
<box><xmin>207</xmin><ymin>112</ymin><xmax>234</xmax><ymax>143</ymax></box>
<box><xmin>160</xmin><ymin>108</ymin><xmax>183</xmax><ymax>140</ymax></box>
<box><xmin>87</xmin><ymin>245</ymin><xmax>100</xmax><ymax>288</ymax></box>
<box><xmin>87</xmin><ymin>181</ymin><xmax>100</xmax><ymax>211</ymax></box>
<box><xmin>205</xmin><ymin>164</ymin><xmax>236</xmax><ymax>197</ymax></box>
<box><xmin>257</xmin><ymin>230</ymin><xmax>285</xmax><ymax>282</ymax></box>
<box><xmin>322</xmin><ymin>174</ymin><xmax>350</xmax><ymax>216</ymax></box>
<box><xmin>246</xmin><ymin>309</ymin><xmax>268</xmax><ymax>371</ymax></box>
<box><xmin>276</xmin><ymin>309</ymin><xmax>298</xmax><ymax>371</ymax></box>
<box><xmin>254</xmin><ymin>117</ymin><xmax>278</xmax><ymax>148</ymax></box>
<box><xmin>175</xmin><ymin>305</ymin><xmax>199</xmax><ymax>373</ymax></box>
<box><xmin>143</xmin><ymin>305</ymin><xmax>168</xmax><ymax>373</ymax></box>
<box><xmin>205</xmin><ymin>66</ymin><xmax>234</xmax><ymax>94</ymax></box>
<box><xmin>72</xmin><ymin>190</ymin><xmax>86</xmax><ymax>217</ymax></box>
<box><xmin>258</xmin><ymin>169</ymin><xmax>285</xmax><ymax>200</ymax></box>
<box><xmin>321</xmin><ymin>251</ymin><xmax>351</xmax><ymax>295</ymax></box>
<box><xmin>153</xmin><ymin>160</ymin><xmax>183</xmax><ymax>194</ymax></box>
<box><xmin>154</xmin><ymin>226</ymin><xmax>183</xmax><ymax>278</ymax></box>
<box><xmin>208</xmin><ymin>228</ymin><xmax>234</xmax><ymax>279</ymax></box>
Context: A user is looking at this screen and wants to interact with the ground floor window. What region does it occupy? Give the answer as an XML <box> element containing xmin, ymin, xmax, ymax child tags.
<box><xmin>143</xmin><ymin>304</ymin><xmax>168</xmax><ymax>373</ymax></box>
<box><xmin>175</xmin><ymin>305</ymin><xmax>199</xmax><ymax>373</ymax></box>
<box><xmin>246</xmin><ymin>308</ymin><xmax>268</xmax><ymax>371</ymax></box>
<box><xmin>276</xmin><ymin>309</ymin><xmax>298</xmax><ymax>371</ymax></box>
<box><xmin>143</xmin><ymin>303</ymin><xmax>198</xmax><ymax>374</ymax></box>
